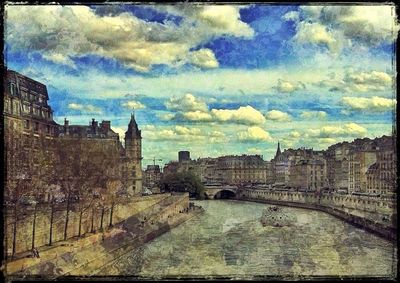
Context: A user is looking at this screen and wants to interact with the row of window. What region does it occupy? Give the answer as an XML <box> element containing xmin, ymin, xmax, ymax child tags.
<box><xmin>24</xmin><ymin>119</ymin><xmax>52</xmax><ymax>134</ymax></box>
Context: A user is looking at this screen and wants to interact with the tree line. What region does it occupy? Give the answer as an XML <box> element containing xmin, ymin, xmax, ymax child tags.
<box><xmin>5</xmin><ymin>130</ymin><xmax>126</xmax><ymax>259</ymax></box>
<box><xmin>159</xmin><ymin>171</ymin><xmax>206</xmax><ymax>199</ymax></box>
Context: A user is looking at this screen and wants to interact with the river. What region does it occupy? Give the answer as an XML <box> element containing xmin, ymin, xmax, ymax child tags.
<box><xmin>106</xmin><ymin>200</ymin><xmax>397</xmax><ymax>279</ymax></box>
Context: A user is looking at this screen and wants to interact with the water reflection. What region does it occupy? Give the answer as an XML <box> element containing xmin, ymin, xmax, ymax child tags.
<box><xmin>108</xmin><ymin>200</ymin><xmax>397</xmax><ymax>278</ymax></box>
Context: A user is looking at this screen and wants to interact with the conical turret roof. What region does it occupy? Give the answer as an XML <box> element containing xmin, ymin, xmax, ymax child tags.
<box><xmin>125</xmin><ymin>112</ymin><xmax>141</xmax><ymax>139</ymax></box>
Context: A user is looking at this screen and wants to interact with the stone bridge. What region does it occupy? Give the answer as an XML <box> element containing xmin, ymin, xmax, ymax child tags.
<box><xmin>204</xmin><ymin>185</ymin><xmax>239</xmax><ymax>199</ymax></box>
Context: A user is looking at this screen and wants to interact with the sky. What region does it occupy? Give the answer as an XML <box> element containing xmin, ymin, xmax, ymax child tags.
<box><xmin>4</xmin><ymin>4</ymin><xmax>398</xmax><ymax>167</ymax></box>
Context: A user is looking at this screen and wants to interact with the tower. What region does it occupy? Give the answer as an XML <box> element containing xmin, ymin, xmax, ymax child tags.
<box><xmin>124</xmin><ymin>112</ymin><xmax>143</xmax><ymax>195</ymax></box>
<box><xmin>275</xmin><ymin>141</ymin><xmax>281</xmax><ymax>159</ymax></box>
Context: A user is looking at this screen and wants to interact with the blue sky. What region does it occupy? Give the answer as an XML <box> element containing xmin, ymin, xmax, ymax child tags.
<box><xmin>4</xmin><ymin>4</ymin><xmax>398</xmax><ymax>167</ymax></box>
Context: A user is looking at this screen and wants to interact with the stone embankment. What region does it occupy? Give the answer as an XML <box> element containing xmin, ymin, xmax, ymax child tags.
<box><xmin>239</xmin><ymin>189</ymin><xmax>397</xmax><ymax>241</ymax></box>
<box><xmin>3</xmin><ymin>193</ymin><xmax>204</xmax><ymax>279</ymax></box>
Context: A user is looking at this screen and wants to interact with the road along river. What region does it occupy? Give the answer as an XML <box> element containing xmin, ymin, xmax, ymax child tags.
<box><xmin>100</xmin><ymin>200</ymin><xmax>397</xmax><ymax>279</ymax></box>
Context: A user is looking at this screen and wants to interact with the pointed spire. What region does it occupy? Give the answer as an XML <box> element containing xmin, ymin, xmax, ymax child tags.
<box><xmin>275</xmin><ymin>141</ymin><xmax>281</xmax><ymax>158</ymax></box>
<box><xmin>125</xmin><ymin>112</ymin><xmax>141</xmax><ymax>139</ymax></box>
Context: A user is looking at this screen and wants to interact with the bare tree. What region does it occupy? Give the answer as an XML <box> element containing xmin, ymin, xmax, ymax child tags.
<box><xmin>105</xmin><ymin>179</ymin><xmax>123</xmax><ymax>227</ymax></box>
<box><xmin>5</xmin><ymin>132</ymin><xmax>32</xmax><ymax>258</ymax></box>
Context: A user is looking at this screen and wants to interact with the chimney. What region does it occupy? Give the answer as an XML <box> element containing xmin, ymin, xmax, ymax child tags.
<box><xmin>91</xmin><ymin>118</ymin><xmax>98</xmax><ymax>134</ymax></box>
<box><xmin>100</xmin><ymin>120</ymin><xmax>111</xmax><ymax>131</ymax></box>
<box><xmin>64</xmin><ymin>118</ymin><xmax>69</xmax><ymax>134</ymax></box>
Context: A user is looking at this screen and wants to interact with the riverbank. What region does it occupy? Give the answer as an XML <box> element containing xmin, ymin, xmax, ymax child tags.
<box><xmin>3</xmin><ymin>193</ymin><xmax>203</xmax><ymax>280</ymax></box>
<box><xmin>238</xmin><ymin>196</ymin><xmax>396</xmax><ymax>241</ymax></box>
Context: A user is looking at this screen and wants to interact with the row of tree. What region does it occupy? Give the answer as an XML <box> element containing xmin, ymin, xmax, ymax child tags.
<box><xmin>159</xmin><ymin>171</ymin><xmax>206</xmax><ymax>199</ymax></box>
<box><xmin>5</xmin><ymin>131</ymin><xmax>125</xmax><ymax>258</ymax></box>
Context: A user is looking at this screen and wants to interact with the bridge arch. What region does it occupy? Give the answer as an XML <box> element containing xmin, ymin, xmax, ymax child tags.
<box><xmin>213</xmin><ymin>189</ymin><xmax>236</xmax><ymax>199</ymax></box>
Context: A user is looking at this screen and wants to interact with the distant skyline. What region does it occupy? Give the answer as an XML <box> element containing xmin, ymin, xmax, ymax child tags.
<box><xmin>5</xmin><ymin>4</ymin><xmax>398</xmax><ymax>167</ymax></box>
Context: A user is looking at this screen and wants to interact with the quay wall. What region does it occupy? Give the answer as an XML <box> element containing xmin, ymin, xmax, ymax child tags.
<box><xmin>238</xmin><ymin>189</ymin><xmax>397</xmax><ymax>241</ymax></box>
<box><xmin>4</xmin><ymin>194</ymin><xmax>169</xmax><ymax>255</ymax></box>
<box><xmin>6</xmin><ymin>192</ymin><xmax>198</xmax><ymax>277</ymax></box>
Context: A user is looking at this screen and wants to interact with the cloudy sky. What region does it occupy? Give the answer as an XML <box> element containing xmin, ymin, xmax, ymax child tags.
<box><xmin>5</xmin><ymin>4</ymin><xmax>398</xmax><ymax>167</ymax></box>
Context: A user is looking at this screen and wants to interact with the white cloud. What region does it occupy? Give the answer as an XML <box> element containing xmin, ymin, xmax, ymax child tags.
<box><xmin>341</xmin><ymin>96</ymin><xmax>396</xmax><ymax>112</ymax></box>
<box><xmin>159</xmin><ymin>113</ymin><xmax>176</xmax><ymax>121</ymax></box>
<box><xmin>307</xmin><ymin>122</ymin><xmax>367</xmax><ymax>138</ymax></box>
<box><xmin>275</xmin><ymin>79</ymin><xmax>306</xmax><ymax>93</ymax></box>
<box><xmin>189</xmin><ymin>48</ymin><xmax>219</xmax><ymax>69</ymax></box>
<box><xmin>290</xmin><ymin>131</ymin><xmax>301</xmax><ymax>138</ymax></box>
<box><xmin>67</xmin><ymin>103</ymin><xmax>102</xmax><ymax>114</ymax></box>
<box><xmin>322</xmin><ymin>6</ymin><xmax>398</xmax><ymax>46</ymax></box>
<box><xmin>121</xmin><ymin>100</ymin><xmax>146</xmax><ymax>110</ymax></box>
<box><xmin>211</xmin><ymin>105</ymin><xmax>266</xmax><ymax>125</ymax></box>
<box><xmin>165</xmin><ymin>98</ymin><xmax>266</xmax><ymax>125</ymax></box>
<box><xmin>237</xmin><ymin>126</ymin><xmax>273</xmax><ymax>142</ymax></box>
<box><xmin>282</xmin><ymin>11</ymin><xmax>299</xmax><ymax>22</ymax></box>
<box><xmin>293</xmin><ymin>22</ymin><xmax>342</xmax><ymax>53</ymax></box>
<box><xmin>5</xmin><ymin>5</ymin><xmax>253</xmax><ymax>71</ymax></box>
<box><xmin>157</xmin><ymin>5</ymin><xmax>254</xmax><ymax>38</ymax></box>
<box><xmin>111</xmin><ymin>126</ymin><xmax>126</xmax><ymax>139</ymax></box>
<box><xmin>143</xmin><ymin>125</ymin><xmax>228</xmax><ymax>143</ymax></box>
<box><xmin>344</xmin><ymin>70</ymin><xmax>392</xmax><ymax>89</ymax></box>
<box><xmin>317</xmin><ymin>70</ymin><xmax>393</xmax><ymax>93</ymax></box>
<box><xmin>179</xmin><ymin>111</ymin><xmax>213</xmax><ymax>122</ymax></box>
<box><xmin>300</xmin><ymin>110</ymin><xmax>327</xmax><ymax>120</ymax></box>
<box><xmin>174</xmin><ymin>125</ymin><xmax>202</xmax><ymax>136</ymax></box>
<box><xmin>165</xmin><ymin>93</ymin><xmax>208</xmax><ymax>112</ymax></box>
<box><xmin>265</xmin><ymin>110</ymin><xmax>292</xmax><ymax>122</ymax></box>
<box><xmin>284</xmin><ymin>5</ymin><xmax>399</xmax><ymax>52</ymax></box>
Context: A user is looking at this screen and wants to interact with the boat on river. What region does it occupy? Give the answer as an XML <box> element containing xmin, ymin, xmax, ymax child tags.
<box><xmin>260</xmin><ymin>206</ymin><xmax>294</xmax><ymax>227</ymax></box>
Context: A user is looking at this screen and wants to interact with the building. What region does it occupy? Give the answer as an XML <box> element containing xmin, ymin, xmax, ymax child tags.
<box><xmin>325</xmin><ymin>142</ymin><xmax>352</xmax><ymax>192</ymax></box>
<box><xmin>178</xmin><ymin>151</ymin><xmax>190</xmax><ymax>163</ymax></box>
<box><xmin>366</xmin><ymin>136</ymin><xmax>397</xmax><ymax>196</ymax></box>
<box><xmin>4</xmin><ymin>70</ymin><xmax>58</xmax><ymax>138</ymax></box>
<box><xmin>144</xmin><ymin>165</ymin><xmax>162</xmax><ymax>188</ymax></box>
<box><xmin>163</xmin><ymin>161</ymin><xmax>180</xmax><ymax>176</ymax></box>
<box><xmin>348</xmin><ymin>150</ymin><xmax>377</xmax><ymax>193</ymax></box>
<box><xmin>216</xmin><ymin>154</ymin><xmax>266</xmax><ymax>185</ymax></box>
<box><xmin>60</xmin><ymin>118</ymin><xmax>119</xmax><ymax>140</ymax></box>
<box><xmin>123</xmin><ymin>113</ymin><xmax>143</xmax><ymax>195</ymax></box>
<box><xmin>4</xmin><ymin>69</ymin><xmax>143</xmax><ymax>202</ymax></box>
<box><xmin>265</xmin><ymin>161</ymin><xmax>274</xmax><ymax>185</ymax></box>
<box><xmin>272</xmin><ymin>143</ymin><xmax>292</xmax><ymax>187</ymax></box>
<box><xmin>290</xmin><ymin>159</ymin><xmax>326</xmax><ymax>191</ymax></box>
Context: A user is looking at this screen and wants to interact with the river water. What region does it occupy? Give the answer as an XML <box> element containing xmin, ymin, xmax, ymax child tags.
<box><xmin>109</xmin><ymin>200</ymin><xmax>397</xmax><ymax>278</ymax></box>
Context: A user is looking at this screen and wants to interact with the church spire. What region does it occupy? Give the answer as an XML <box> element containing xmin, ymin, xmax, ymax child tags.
<box><xmin>275</xmin><ymin>141</ymin><xmax>281</xmax><ymax>158</ymax></box>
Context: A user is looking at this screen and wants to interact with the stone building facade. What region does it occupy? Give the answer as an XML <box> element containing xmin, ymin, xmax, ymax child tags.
<box><xmin>215</xmin><ymin>155</ymin><xmax>267</xmax><ymax>185</ymax></box>
<box><xmin>4</xmin><ymin>69</ymin><xmax>143</xmax><ymax>203</ymax></box>
<box><xmin>143</xmin><ymin>165</ymin><xmax>162</xmax><ymax>189</ymax></box>
<box><xmin>366</xmin><ymin>136</ymin><xmax>397</xmax><ymax>196</ymax></box>
<box><xmin>272</xmin><ymin>143</ymin><xmax>291</xmax><ymax>186</ymax></box>
<box><xmin>348</xmin><ymin>150</ymin><xmax>377</xmax><ymax>193</ymax></box>
<box><xmin>325</xmin><ymin>142</ymin><xmax>352</xmax><ymax>191</ymax></box>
